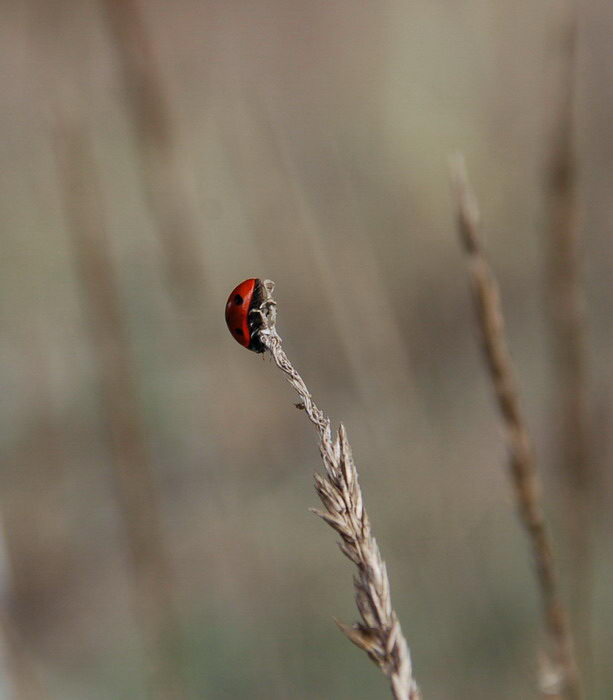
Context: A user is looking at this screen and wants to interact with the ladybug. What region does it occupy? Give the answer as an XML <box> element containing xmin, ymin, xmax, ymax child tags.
<box><xmin>225</xmin><ymin>278</ymin><xmax>266</xmax><ymax>353</ymax></box>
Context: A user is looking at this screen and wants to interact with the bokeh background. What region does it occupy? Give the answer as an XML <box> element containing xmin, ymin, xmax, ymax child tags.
<box><xmin>1</xmin><ymin>1</ymin><xmax>612</xmax><ymax>698</ymax></box>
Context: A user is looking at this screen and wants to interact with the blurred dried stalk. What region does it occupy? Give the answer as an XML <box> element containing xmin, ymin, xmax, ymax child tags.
<box><xmin>253</xmin><ymin>280</ymin><xmax>419</xmax><ymax>700</ymax></box>
<box><xmin>450</xmin><ymin>156</ymin><xmax>582</xmax><ymax>700</ymax></box>
<box><xmin>1</xmin><ymin>330</ymin><xmax>72</xmax><ymax>652</ymax></box>
<box><xmin>54</xmin><ymin>117</ymin><xmax>185</xmax><ymax>699</ymax></box>
<box><xmin>99</xmin><ymin>0</ymin><xmax>207</xmax><ymax>332</ymax></box>
<box><xmin>544</xmin><ymin>0</ymin><xmax>593</xmax><ymax>666</ymax></box>
<box><xmin>0</xmin><ymin>611</ymin><xmax>45</xmax><ymax>700</ymax></box>
<box><xmin>0</xmin><ymin>520</ymin><xmax>46</xmax><ymax>700</ymax></box>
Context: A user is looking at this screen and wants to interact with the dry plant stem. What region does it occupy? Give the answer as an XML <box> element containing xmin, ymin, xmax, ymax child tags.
<box><xmin>54</xmin><ymin>119</ymin><xmax>185</xmax><ymax>700</ymax></box>
<box><xmin>545</xmin><ymin>1</ymin><xmax>592</xmax><ymax>666</ymax></box>
<box><xmin>450</xmin><ymin>157</ymin><xmax>581</xmax><ymax>700</ymax></box>
<box><xmin>99</xmin><ymin>0</ymin><xmax>207</xmax><ymax>334</ymax></box>
<box><xmin>0</xmin><ymin>609</ymin><xmax>45</xmax><ymax>700</ymax></box>
<box><xmin>254</xmin><ymin>281</ymin><xmax>420</xmax><ymax>700</ymax></box>
<box><xmin>0</xmin><ymin>518</ymin><xmax>46</xmax><ymax>700</ymax></box>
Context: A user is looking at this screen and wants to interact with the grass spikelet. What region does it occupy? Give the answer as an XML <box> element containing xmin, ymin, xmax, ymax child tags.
<box><xmin>252</xmin><ymin>279</ymin><xmax>420</xmax><ymax>700</ymax></box>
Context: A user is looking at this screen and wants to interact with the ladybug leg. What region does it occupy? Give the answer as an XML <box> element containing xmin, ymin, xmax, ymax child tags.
<box><xmin>248</xmin><ymin>279</ymin><xmax>278</xmax><ymax>349</ymax></box>
<box><xmin>250</xmin><ymin>291</ymin><xmax>277</xmax><ymax>325</ymax></box>
<box><xmin>249</xmin><ymin>301</ymin><xmax>276</xmax><ymax>330</ymax></box>
<box><xmin>262</xmin><ymin>298</ymin><xmax>277</xmax><ymax>325</ymax></box>
<box><xmin>249</xmin><ymin>308</ymin><xmax>264</xmax><ymax>325</ymax></box>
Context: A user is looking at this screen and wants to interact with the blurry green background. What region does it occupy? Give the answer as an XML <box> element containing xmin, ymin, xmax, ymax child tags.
<box><xmin>1</xmin><ymin>1</ymin><xmax>612</xmax><ymax>698</ymax></box>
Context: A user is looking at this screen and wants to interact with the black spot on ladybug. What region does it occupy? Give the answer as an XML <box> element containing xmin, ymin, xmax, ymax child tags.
<box><xmin>234</xmin><ymin>328</ymin><xmax>244</xmax><ymax>337</ymax></box>
<box><xmin>234</xmin><ymin>294</ymin><xmax>243</xmax><ymax>305</ymax></box>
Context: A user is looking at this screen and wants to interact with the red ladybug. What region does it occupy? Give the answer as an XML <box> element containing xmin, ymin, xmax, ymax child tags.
<box><xmin>225</xmin><ymin>278</ymin><xmax>266</xmax><ymax>353</ymax></box>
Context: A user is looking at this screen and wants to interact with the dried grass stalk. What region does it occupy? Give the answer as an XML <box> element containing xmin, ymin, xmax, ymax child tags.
<box><xmin>54</xmin><ymin>118</ymin><xmax>185</xmax><ymax>699</ymax></box>
<box><xmin>544</xmin><ymin>2</ymin><xmax>593</xmax><ymax>668</ymax></box>
<box><xmin>99</xmin><ymin>0</ymin><xmax>208</xmax><ymax>335</ymax></box>
<box><xmin>450</xmin><ymin>155</ymin><xmax>582</xmax><ymax>700</ymax></box>
<box><xmin>0</xmin><ymin>534</ymin><xmax>46</xmax><ymax>700</ymax></box>
<box><xmin>253</xmin><ymin>280</ymin><xmax>420</xmax><ymax>700</ymax></box>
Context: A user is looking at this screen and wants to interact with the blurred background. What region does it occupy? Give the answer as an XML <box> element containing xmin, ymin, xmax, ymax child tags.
<box><xmin>1</xmin><ymin>0</ymin><xmax>612</xmax><ymax>698</ymax></box>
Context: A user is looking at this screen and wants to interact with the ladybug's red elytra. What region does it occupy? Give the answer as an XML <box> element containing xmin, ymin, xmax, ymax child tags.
<box><xmin>225</xmin><ymin>278</ymin><xmax>266</xmax><ymax>353</ymax></box>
